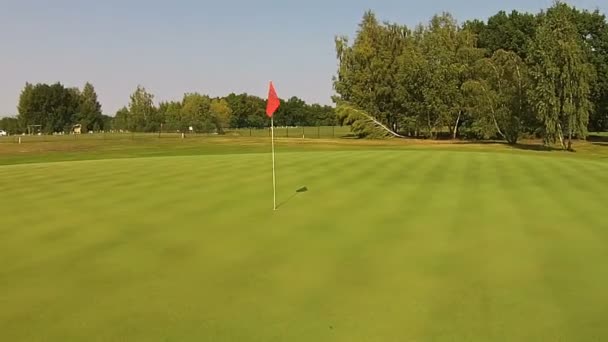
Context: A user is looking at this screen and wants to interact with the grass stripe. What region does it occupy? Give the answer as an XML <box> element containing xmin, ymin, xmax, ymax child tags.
<box><xmin>2</xmin><ymin>149</ymin><xmax>608</xmax><ymax>341</ymax></box>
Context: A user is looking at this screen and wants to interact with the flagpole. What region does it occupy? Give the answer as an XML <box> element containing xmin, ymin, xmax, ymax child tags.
<box><xmin>271</xmin><ymin>117</ymin><xmax>277</xmax><ymax>210</ymax></box>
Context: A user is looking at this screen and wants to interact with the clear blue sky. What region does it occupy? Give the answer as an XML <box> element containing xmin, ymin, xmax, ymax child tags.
<box><xmin>0</xmin><ymin>0</ymin><xmax>606</xmax><ymax>115</ymax></box>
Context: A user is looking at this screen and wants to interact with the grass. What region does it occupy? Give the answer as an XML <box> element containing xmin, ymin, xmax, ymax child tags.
<box><xmin>1</xmin><ymin>136</ymin><xmax>608</xmax><ymax>341</ymax></box>
<box><xmin>2</xmin><ymin>132</ymin><xmax>608</xmax><ymax>166</ymax></box>
<box><xmin>0</xmin><ymin>126</ymin><xmax>352</xmax><ymax>145</ymax></box>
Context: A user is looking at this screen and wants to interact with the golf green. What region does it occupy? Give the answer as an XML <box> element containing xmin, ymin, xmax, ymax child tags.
<box><xmin>1</xmin><ymin>149</ymin><xmax>608</xmax><ymax>341</ymax></box>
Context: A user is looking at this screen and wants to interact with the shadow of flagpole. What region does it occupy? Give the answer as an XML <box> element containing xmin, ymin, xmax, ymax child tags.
<box><xmin>276</xmin><ymin>187</ymin><xmax>308</xmax><ymax>209</ymax></box>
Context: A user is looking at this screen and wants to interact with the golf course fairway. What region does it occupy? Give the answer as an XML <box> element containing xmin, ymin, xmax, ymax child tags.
<box><xmin>1</xmin><ymin>148</ymin><xmax>608</xmax><ymax>341</ymax></box>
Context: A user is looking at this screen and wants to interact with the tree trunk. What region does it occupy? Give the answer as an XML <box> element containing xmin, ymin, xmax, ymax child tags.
<box><xmin>453</xmin><ymin>111</ymin><xmax>461</xmax><ymax>140</ymax></box>
<box><xmin>557</xmin><ymin>123</ymin><xmax>566</xmax><ymax>150</ymax></box>
<box><xmin>567</xmin><ymin>125</ymin><xmax>573</xmax><ymax>151</ymax></box>
<box><xmin>568</xmin><ymin>93</ymin><xmax>574</xmax><ymax>151</ymax></box>
<box><xmin>480</xmin><ymin>84</ymin><xmax>506</xmax><ymax>140</ymax></box>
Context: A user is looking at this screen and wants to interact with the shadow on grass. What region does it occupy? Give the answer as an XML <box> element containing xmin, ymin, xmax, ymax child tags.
<box><xmin>450</xmin><ymin>140</ymin><xmax>568</xmax><ymax>152</ymax></box>
<box><xmin>445</xmin><ymin>139</ymin><xmax>563</xmax><ymax>151</ymax></box>
<box><xmin>277</xmin><ymin>186</ymin><xmax>308</xmax><ymax>209</ymax></box>
<box><xmin>588</xmin><ymin>134</ymin><xmax>608</xmax><ymax>147</ymax></box>
<box><xmin>508</xmin><ymin>143</ymin><xmax>563</xmax><ymax>152</ymax></box>
<box><xmin>587</xmin><ymin>134</ymin><xmax>608</xmax><ymax>143</ymax></box>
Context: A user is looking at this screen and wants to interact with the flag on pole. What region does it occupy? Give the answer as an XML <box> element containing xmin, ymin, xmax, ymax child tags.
<box><xmin>266</xmin><ymin>81</ymin><xmax>280</xmax><ymax>117</ymax></box>
<box><xmin>267</xmin><ymin>81</ymin><xmax>280</xmax><ymax>210</ymax></box>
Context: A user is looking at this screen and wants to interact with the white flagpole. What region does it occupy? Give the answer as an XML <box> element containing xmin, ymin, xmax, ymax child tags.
<box><xmin>271</xmin><ymin>117</ymin><xmax>277</xmax><ymax>210</ymax></box>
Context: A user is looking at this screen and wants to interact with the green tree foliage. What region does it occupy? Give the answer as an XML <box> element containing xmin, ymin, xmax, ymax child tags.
<box><xmin>113</xmin><ymin>107</ymin><xmax>130</xmax><ymax>131</ymax></box>
<box><xmin>17</xmin><ymin>82</ymin><xmax>80</xmax><ymax>133</ymax></box>
<box><xmin>308</xmin><ymin>104</ymin><xmax>337</xmax><ymax>126</ymax></box>
<box><xmin>336</xmin><ymin>4</ymin><xmax>603</xmax><ymax>145</ymax></box>
<box><xmin>181</xmin><ymin>93</ymin><xmax>216</xmax><ymax>133</ymax></box>
<box><xmin>334</xmin><ymin>12</ymin><xmax>410</xmax><ymax>133</ymax></box>
<box><xmin>100</xmin><ymin>114</ymin><xmax>113</xmax><ymax>131</ymax></box>
<box><xmin>468</xmin><ymin>10</ymin><xmax>537</xmax><ymax>59</ymax></box>
<box><xmin>527</xmin><ymin>2</ymin><xmax>594</xmax><ymax>150</ymax></box>
<box><xmin>335</xmin><ymin>12</ymin><xmax>484</xmax><ymax>138</ymax></box>
<box><xmin>336</xmin><ymin>103</ymin><xmax>391</xmax><ymax>139</ymax></box>
<box><xmin>114</xmin><ymin>91</ymin><xmax>336</xmax><ymax>133</ymax></box>
<box><xmin>275</xmin><ymin>97</ymin><xmax>307</xmax><ymax>126</ymax></box>
<box><xmin>224</xmin><ymin>93</ymin><xmax>335</xmax><ymax>128</ymax></box>
<box><xmin>77</xmin><ymin>82</ymin><xmax>103</xmax><ymax>132</ymax></box>
<box><xmin>0</xmin><ymin>117</ymin><xmax>22</xmax><ymax>134</ymax></box>
<box><xmin>15</xmin><ymin>81</ymin><xmax>336</xmax><ymax>134</ymax></box>
<box><xmin>17</xmin><ymin>83</ymin><xmax>34</xmax><ymax>130</ymax></box>
<box><xmin>566</xmin><ymin>7</ymin><xmax>608</xmax><ymax>132</ymax></box>
<box><xmin>158</xmin><ymin>101</ymin><xmax>183</xmax><ymax>132</ymax></box>
<box><xmin>225</xmin><ymin>93</ymin><xmax>266</xmax><ymax>128</ymax></box>
<box><xmin>128</xmin><ymin>86</ymin><xmax>157</xmax><ymax>132</ymax></box>
<box><xmin>209</xmin><ymin>98</ymin><xmax>232</xmax><ymax>134</ymax></box>
<box><xmin>463</xmin><ymin>50</ymin><xmax>529</xmax><ymax>143</ymax></box>
<box><xmin>418</xmin><ymin>14</ymin><xmax>486</xmax><ymax>138</ymax></box>
<box><xmin>16</xmin><ymin>82</ymin><xmax>107</xmax><ymax>134</ymax></box>
<box><xmin>466</xmin><ymin>4</ymin><xmax>608</xmax><ymax>132</ymax></box>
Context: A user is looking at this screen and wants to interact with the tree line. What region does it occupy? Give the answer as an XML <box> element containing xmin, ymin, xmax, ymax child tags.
<box><xmin>12</xmin><ymin>82</ymin><xmax>110</xmax><ymax>134</ymax></box>
<box><xmin>334</xmin><ymin>2</ymin><xmax>608</xmax><ymax>149</ymax></box>
<box><xmin>2</xmin><ymin>85</ymin><xmax>336</xmax><ymax>135</ymax></box>
<box><xmin>113</xmin><ymin>87</ymin><xmax>336</xmax><ymax>133</ymax></box>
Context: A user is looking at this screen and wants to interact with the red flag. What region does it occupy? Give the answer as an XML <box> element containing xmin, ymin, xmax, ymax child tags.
<box><xmin>266</xmin><ymin>81</ymin><xmax>280</xmax><ymax>117</ymax></box>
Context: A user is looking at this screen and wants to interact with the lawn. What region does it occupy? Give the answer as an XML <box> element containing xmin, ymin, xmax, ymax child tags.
<box><xmin>1</xmin><ymin>137</ymin><xmax>608</xmax><ymax>341</ymax></box>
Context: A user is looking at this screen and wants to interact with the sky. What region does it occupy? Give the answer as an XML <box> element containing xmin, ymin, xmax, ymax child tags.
<box><xmin>1</xmin><ymin>0</ymin><xmax>606</xmax><ymax>116</ymax></box>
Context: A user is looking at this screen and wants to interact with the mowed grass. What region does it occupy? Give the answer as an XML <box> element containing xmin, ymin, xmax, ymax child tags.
<box><xmin>1</xmin><ymin>140</ymin><xmax>608</xmax><ymax>341</ymax></box>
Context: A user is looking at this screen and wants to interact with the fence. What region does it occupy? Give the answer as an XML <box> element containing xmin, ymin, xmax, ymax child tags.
<box><xmin>230</xmin><ymin>126</ymin><xmax>352</xmax><ymax>139</ymax></box>
<box><xmin>0</xmin><ymin>126</ymin><xmax>353</xmax><ymax>144</ymax></box>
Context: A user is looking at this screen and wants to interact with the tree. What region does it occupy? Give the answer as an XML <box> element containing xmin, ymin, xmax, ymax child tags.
<box><xmin>209</xmin><ymin>98</ymin><xmax>232</xmax><ymax>134</ymax></box>
<box><xmin>335</xmin><ymin>11</ymin><xmax>486</xmax><ymax>139</ymax></box>
<box><xmin>274</xmin><ymin>96</ymin><xmax>307</xmax><ymax>126</ymax></box>
<box><xmin>17</xmin><ymin>82</ymin><xmax>80</xmax><ymax>133</ymax></box>
<box><xmin>463</xmin><ymin>49</ymin><xmax>530</xmax><ymax>144</ymax></box>
<box><xmin>414</xmin><ymin>13</ymin><xmax>484</xmax><ymax>138</ymax></box>
<box><xmin>225</xmin><ymin>93</ymin><xmax>266</xmax><ymax>128</ymax></box>
<box><xmin>336</xmin><ymin>103</ymin><xmax>392</xmax><ymax>138</ymax></box>
<box><xmin>113</xmin><ymin>107</ymin><xmax>129</xmax><ymax>131</ymax></box>
<box><xmin>158</xmin><ymin>101</ymin><xmax>183</xmax><ymax>132</ymax></box>
<box><xmin>308</xmin><ymin>104</ymin><xmax>337</xmax><ymax>126</ymax></box>
<box><xmin>334</xmin><ymin>11</ymin><xmax>384</xmax><ymax>113</ymax></box>
<box><xmin>564</xmin><ymin>6</ymin><xmax>608</xmax><ymax>132</ymax></box>
<box><xmin>181</xmin><ymin>93</ymin><xmax>213</xmax><ymax>133</ymax></box>
<box><xmin>128</xmin><ymin>86</ymin><xmax>156</xmax><ymax>132</ymax></box>
<box><xmin>77</xmin><ymin>82</ymin><xmax>103</xmax><ymax>132</ymax></box>
<box><xmin>475</xmin><ymin>10</ymin><xmax>537</xmax><ymax>59</ymax></box>
<box><xmin>0</xmin><ymin>117</ymin><xmax>22</xmax><ymax>134</ymax></box>
<box><xmin>332</xmin><ymin>6</ymin><xmax>608</xmax><ymax>145</ymax></box>
<box><xmin>100</xmin><ymin>114</ymin><xmax>113</xmax><ymax>131</ymax></box>
<box><xmin>17</xmin><ymin>83</ymin><xmax>35</xmax><ymax>131</ymax></box>
<box><xmin>527</xmin><ymin>2</ymin><xmax>594</xmax><ymax>150</ymax></box>
<box><xmin>334</xmin><ymin>12</ymin><xmax>411</xmax><ymax>136</ymax></box>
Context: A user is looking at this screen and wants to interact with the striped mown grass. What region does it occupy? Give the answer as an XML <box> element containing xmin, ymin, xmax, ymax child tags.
<box><xmin>1</xmin><ymin>149</ymin><xmax>608</xmax><ymax>341</ymax></box>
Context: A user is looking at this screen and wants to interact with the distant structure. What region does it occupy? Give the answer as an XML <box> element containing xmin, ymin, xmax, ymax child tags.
<box><xmin>27</xmin><ymin>124</ymin><xmax>42</xmax><ymax>135</ymax></box>
<box><xmin>73</xmin><ymin>124</ymin><xmax>82</xmax><ymax>135</ymax></box>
